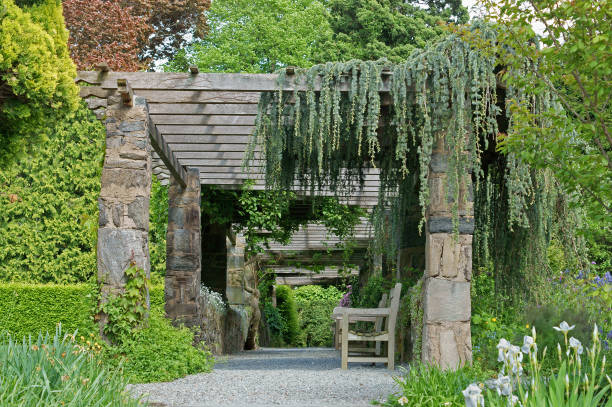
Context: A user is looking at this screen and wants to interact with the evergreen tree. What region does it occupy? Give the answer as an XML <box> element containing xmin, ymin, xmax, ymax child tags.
<box><xmin>317</xmin><ymin>0</ymin><xmax>469</xmax><ymax>63</ymax></box>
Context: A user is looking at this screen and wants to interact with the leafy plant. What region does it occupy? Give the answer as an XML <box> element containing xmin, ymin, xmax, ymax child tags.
<box><xmin>377</xmin><ymin>363</ymin><xmax>490</xmax><ymax>407</ymax></box>
<box><xmin>0</xmin><ymin>325</ymin><xmax>144</xmax><ymax>406</ymax></box>
<box><xmin>102</xmin><ymin>307</ymin><xmax>214</xmax><ymax>384</ymax></box>
<box><xmin>0</xmin><ymin>105</ymin><xmax>105</xmax><ymax>283</ymax></box>
<box><xmin>473</xmin><ymin>324</ymin><xmax>612</xmax><ymax>407</ymax></box>
<box><xmin>100</xmin><ymin>263</ymin><xmax>150</xmax><ymax>343</ymax></box>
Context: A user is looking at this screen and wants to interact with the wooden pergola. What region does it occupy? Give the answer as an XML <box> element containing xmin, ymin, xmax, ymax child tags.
<box><xmin>80</xmin><ymin>67</ymin><xmax>474</xmax><ymax>369</ymax></box>
<box><xmin>78</xmin><ymin>69</ymin><xmax>381</xmax><ymax>207</ymax></box>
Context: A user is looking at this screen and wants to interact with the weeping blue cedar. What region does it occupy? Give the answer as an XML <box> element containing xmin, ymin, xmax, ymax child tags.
<box><xmin>245</xmin><ymin>23</ymin><xmax>579</xmax><ymax>287</ymax></box>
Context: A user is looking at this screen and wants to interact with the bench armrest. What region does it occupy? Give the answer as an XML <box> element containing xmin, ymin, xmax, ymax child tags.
<box><xmin>339</xmin><ymin>307</ymin><xmax>390</xmax><ymax>317</ymax></box>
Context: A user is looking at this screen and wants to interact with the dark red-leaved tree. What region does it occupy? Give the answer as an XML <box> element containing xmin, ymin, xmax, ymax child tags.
<box><xmin>63</xmin><ymin>0</ymin><xmax>211</xmax><ymax>71</ymax></box>
<box><xmin>63</xmin><ymin>0</ymin><xmax>151</xmax><ymax>71</ymax></box>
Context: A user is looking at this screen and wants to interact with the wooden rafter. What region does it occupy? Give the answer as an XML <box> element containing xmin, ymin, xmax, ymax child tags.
<box><xmin>148</xmin><ymin>116</ymin><xmax>187</xmax><ymax>188</ymax></box>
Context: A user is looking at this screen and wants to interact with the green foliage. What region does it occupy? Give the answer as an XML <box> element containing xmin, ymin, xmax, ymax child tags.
<box><xmin>103</xmin><ymin>306</ymin><xmax>214</xmax><ymax>384</ymax></box>
<box><xmin>350</xmin><ymin>275</ymin><xmax>388</xmax><ymax>308</ymax></box>
<box><xmin>149</xmin><ymin>178</ymin><xmax>168</xmax><ymax>276</ymax></box>
<box><xmin>377</xmin><ymin>363</ymin><xmax>490</xmax><ymax>407</ymax></box>
<box><xmin>275</xmin><ymin>285</ymin><xmax>301</xmax><ymax>346</ymax></box>
<box><xmin>471</xmin><ymin>0</ymin><xmax>612</xmax><ymax>226</ymax></box>
<box><xmin>406</xmin><ymin>279</ymin><xmax>423</xmax><ymax>362</ymax></box>
<box><xmin>166</xmin><ymin>0</ymin><xmax>332</xmax><ymax>73</ymax></box>
<box><xmin>0</xmin><ymin>283</ymin><xmax>96</xmax><ymax>340</ymax></box>
<box><xmin>293</xmin><ymin>285</ymin><xmax>343</xmax><ymax>347</ymax></box>
<box><xmin>0</xmin><ymin>0</ymin><xmax>79</xmax><ymax>166</ymax></box>
<box><xmin>319</xmin><ymin>0</ymin><xmax>468</xmax><ymax>63</ymax></box>
<box><xmin>0</xmin><ymin>326</ymin><xmax>144</xmax><ymax>407</ymax></box>
<box><xmin>0</xmin><ymin>105</ymin><xmax>104</xmax><ymax>283</ymax></box>
<box><xmin>100</xmin><ymin>264</ymin><xmax>150</xmax><ymax>343</ymax></box>
<box><xmin>201</xmin><ymin>182</ymin><xmax>363</xmax><ymax>255</ymax></box>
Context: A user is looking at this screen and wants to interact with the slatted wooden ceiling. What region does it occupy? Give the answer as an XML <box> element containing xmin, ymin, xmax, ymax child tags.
<box><xmin>77</xmin><ymin>71</ymin><xmax>381</xmax><ymax>208</ymax></box>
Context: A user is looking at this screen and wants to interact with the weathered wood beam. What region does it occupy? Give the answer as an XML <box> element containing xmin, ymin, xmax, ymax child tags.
<box><xmin>148</xmin><ymin>103</ymin><xmax>258</xmax><ymax>115</ymax></box>
<box><xmin>150</xmin><ymin>114</ymin><xmax>256</xmax><ymax>126</ymax></box>
<box><xmin>161</xmin><ymin>134</ymin><xmax>251</xmax><ymax>144</ymax></box>
<box><xmin>156</xmin><ymin>124</ymin><xmax>253</xmax><ymax>135</ymax></box>
<box><xmin>117</xmin><ymin>79</ymin><xmax>133</xmax><ymax>107</ymax></box>
<box><xmin>148</xmin><ymin>116</ymin><xmax>187</xmax><ymax>188</ymax></box>
<box><xmin>75</xmin><ymin>71</ymin><xmax>392</xmax><ymax>92</ymax></box>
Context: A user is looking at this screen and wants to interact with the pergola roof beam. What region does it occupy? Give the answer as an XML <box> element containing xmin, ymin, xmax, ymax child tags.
<box><xmin>148</xmin><ymin>116</ymin><xmax>187</xmax><ymax>188</ymax></box>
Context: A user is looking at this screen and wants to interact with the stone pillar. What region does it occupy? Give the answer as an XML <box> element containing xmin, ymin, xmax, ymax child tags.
<box><xmin>421</xmin><ymin>141</ymin><xmax>474</xmax><ymax>370</ymax></box>
<box><xmin>97</xmin><ymin>96</ymin><xmax>152</xmax><ymax>332</ymax></box>
<box><xmin>165</xmin><ymin>168</ymin><xmax>202</xmax><ymax>327</ymax></box>
<box><xmin>226</xmin><ymin>234</ymin><xmax>246</xmax><ymax>305</ymax></box>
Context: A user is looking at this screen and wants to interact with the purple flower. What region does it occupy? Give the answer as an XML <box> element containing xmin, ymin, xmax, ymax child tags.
<box><xmin>591</xmin><ymin>261</ymin><xmax>597</xmax><ymax>265</ymax></box>
<box><xmin>607</xmin><ymin>330</ymin><xmax>612</xmax><ymax>340</ymax></box>
<box><xmin>604</xmin><ymin>272</ymin><xmax>612</xmax><ymax>284</ymax></box>
<box><xmin>339</xmin><ymin>285</ymin><xmax>352</xmax><ymax>307</ymax></box>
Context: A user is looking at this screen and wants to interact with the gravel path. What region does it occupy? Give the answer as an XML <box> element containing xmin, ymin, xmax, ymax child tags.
<box><xmin>129</xmin><ymin>348</ymin><xmax>402</xmax><ymax>407</ymax></box>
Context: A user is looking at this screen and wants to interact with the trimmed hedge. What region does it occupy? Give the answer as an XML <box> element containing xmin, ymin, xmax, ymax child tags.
<box><xmin>275</xmin><ymin>285</ymin><xmax>301</xmax><ymax>346</ymax></box>
<box><xmin>0</xmin><ymin>283</ymin><xmax>166</xmax><ymax>340</ymax></box>
<box><xmin>0</xmin><ymin>283</ymin><xmax>96</xmax><ymax>339</ymax></box>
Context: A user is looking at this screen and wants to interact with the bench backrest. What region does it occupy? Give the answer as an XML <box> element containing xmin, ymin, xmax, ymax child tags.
<box><xmin>385</xmin><ymin>282</ymin><xmax>402</xmax><ymax>334</ymax></box>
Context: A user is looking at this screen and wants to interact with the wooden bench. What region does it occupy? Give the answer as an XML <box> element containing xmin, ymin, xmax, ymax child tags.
<box><xmin>333</xmin><ymin>282</ymin><xmax>402</xmax><ymax>370</ymax></box>
<box><xmin>331</xmin><ymin>293</ymin><xmax>388</xmax><ymax>351</ymax></box>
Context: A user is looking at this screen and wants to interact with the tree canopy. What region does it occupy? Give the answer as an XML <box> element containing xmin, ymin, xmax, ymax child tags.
<box><xmin>318</xmin><ymin>0</ymin><xmax>468</xmax><ymax>63</ymax></box>
<box><xmin>167</xmin><ymin>0</ymin><xmax>469</xmax><ymax>73</ymax></box>
<box><xmin>166</xmin><ymin>0</ymin><xmax>333</xmax><ymax>73</ymax></box>
<box><xmin>0</xmin><ymin>0</ymin><xmax>79</xmax><ymax>167</ymax></box>
<box><xmin>466</xmin><ymin>0</ymin><xmax>611</xmax><ymax>226</ymax></box>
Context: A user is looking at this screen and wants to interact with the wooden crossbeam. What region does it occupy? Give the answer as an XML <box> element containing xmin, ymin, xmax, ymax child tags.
<box><xmin>75</xmin><ymin>71</ymin><xmax>392</xmax><ymax>92</ymax></box>
<box><xmin>148</xmin><ymin>116</ymin><xmax>187</xmax><ymax>188</ymax></box>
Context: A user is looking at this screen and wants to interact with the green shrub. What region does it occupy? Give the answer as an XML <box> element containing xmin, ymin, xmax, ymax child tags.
<box><xmin>0</xmin><ymin>0</ymin><xmax>80</xmax><ymax>166</ymax></box>
<box><xmin>0</xmin><ymin>326</ymin><xmax>144</xmax><ymax>406</ymax></box>
<box><xmin>0</xmin><ymin>106</ymin><xmax>104</xmax><ymax>283</ymax></box>
<box><xmin>275</xmin><ymin>285</ymin><xmax>301</xmax><ymax>346</ymax></box>
<box><xmin>103</xmin><ymin>307</ymin><xmax>214</xmax><ymax>383</ymax></box>
<box><xmin>0</xmin><ymin>283</ymin><xmax>96</xmax><ymax>340</ymax></box>
<box><xmin>293</xmin><ymin>285</ymin><xmax>343</xmax><ymax>347</ymax></box>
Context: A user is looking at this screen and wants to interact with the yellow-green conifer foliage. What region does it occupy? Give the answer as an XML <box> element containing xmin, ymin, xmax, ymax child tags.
<box><xmin>0</xmin><ymin>0</ymin><xmax>79</xmax><ymax>166</ymax></box>
<box><xmin>0</xmin><ymin>105</ymin><xmax>104</xmax><ymax>283</ymax></box>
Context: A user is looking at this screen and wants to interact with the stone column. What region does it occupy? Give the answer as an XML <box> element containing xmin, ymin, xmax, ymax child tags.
<box><xmin>421</xmin><ymin>140</ymin><xmax>474</xmax><ymax>370</ymax></box>
<box><xmin>165</xmin><ymin>167</ymin><xmax>202</xmax><ymax>327</ymax></box>
<box><xmin>226</xmin><ymin>234</ymin><xmax>246</xmax><ymax>305</ymax></box>
<box><xmin>97</xmin><ymin>96</ymin><xmax>152</xmax><ymax>332</ymax></box>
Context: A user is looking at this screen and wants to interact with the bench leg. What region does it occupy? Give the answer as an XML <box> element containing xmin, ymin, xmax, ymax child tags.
<box><xmin>341</xmin><ymin>316</ymin><xmax>349</xmax><ymax>370</ymax></box>
<box><xmin>387</xmin><ymin>337</ymin><xmax>395</xmax><ymax>370</ymax></box>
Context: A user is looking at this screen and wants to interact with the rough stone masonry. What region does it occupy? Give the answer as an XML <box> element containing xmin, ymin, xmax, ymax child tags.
<box><xmin>97</xmin><ymin>96</ymin><xmax>152</xmax><ymax>335</ymax></box>
<box><xmin>165</xmin><ymin>167</ymin><xmax>202</xmax><ymax>327</ymax></box>
<box><xmin>421</xmin><ymin>133</ymin><xmax>474</xmax><ymax>369</ymax></box>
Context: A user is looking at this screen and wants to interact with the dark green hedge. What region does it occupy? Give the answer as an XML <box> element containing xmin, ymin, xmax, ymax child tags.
<box><xmin>0</xmin><ymin>283</ymin><xmax>166</xmax><ymax>340</ymax></box>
